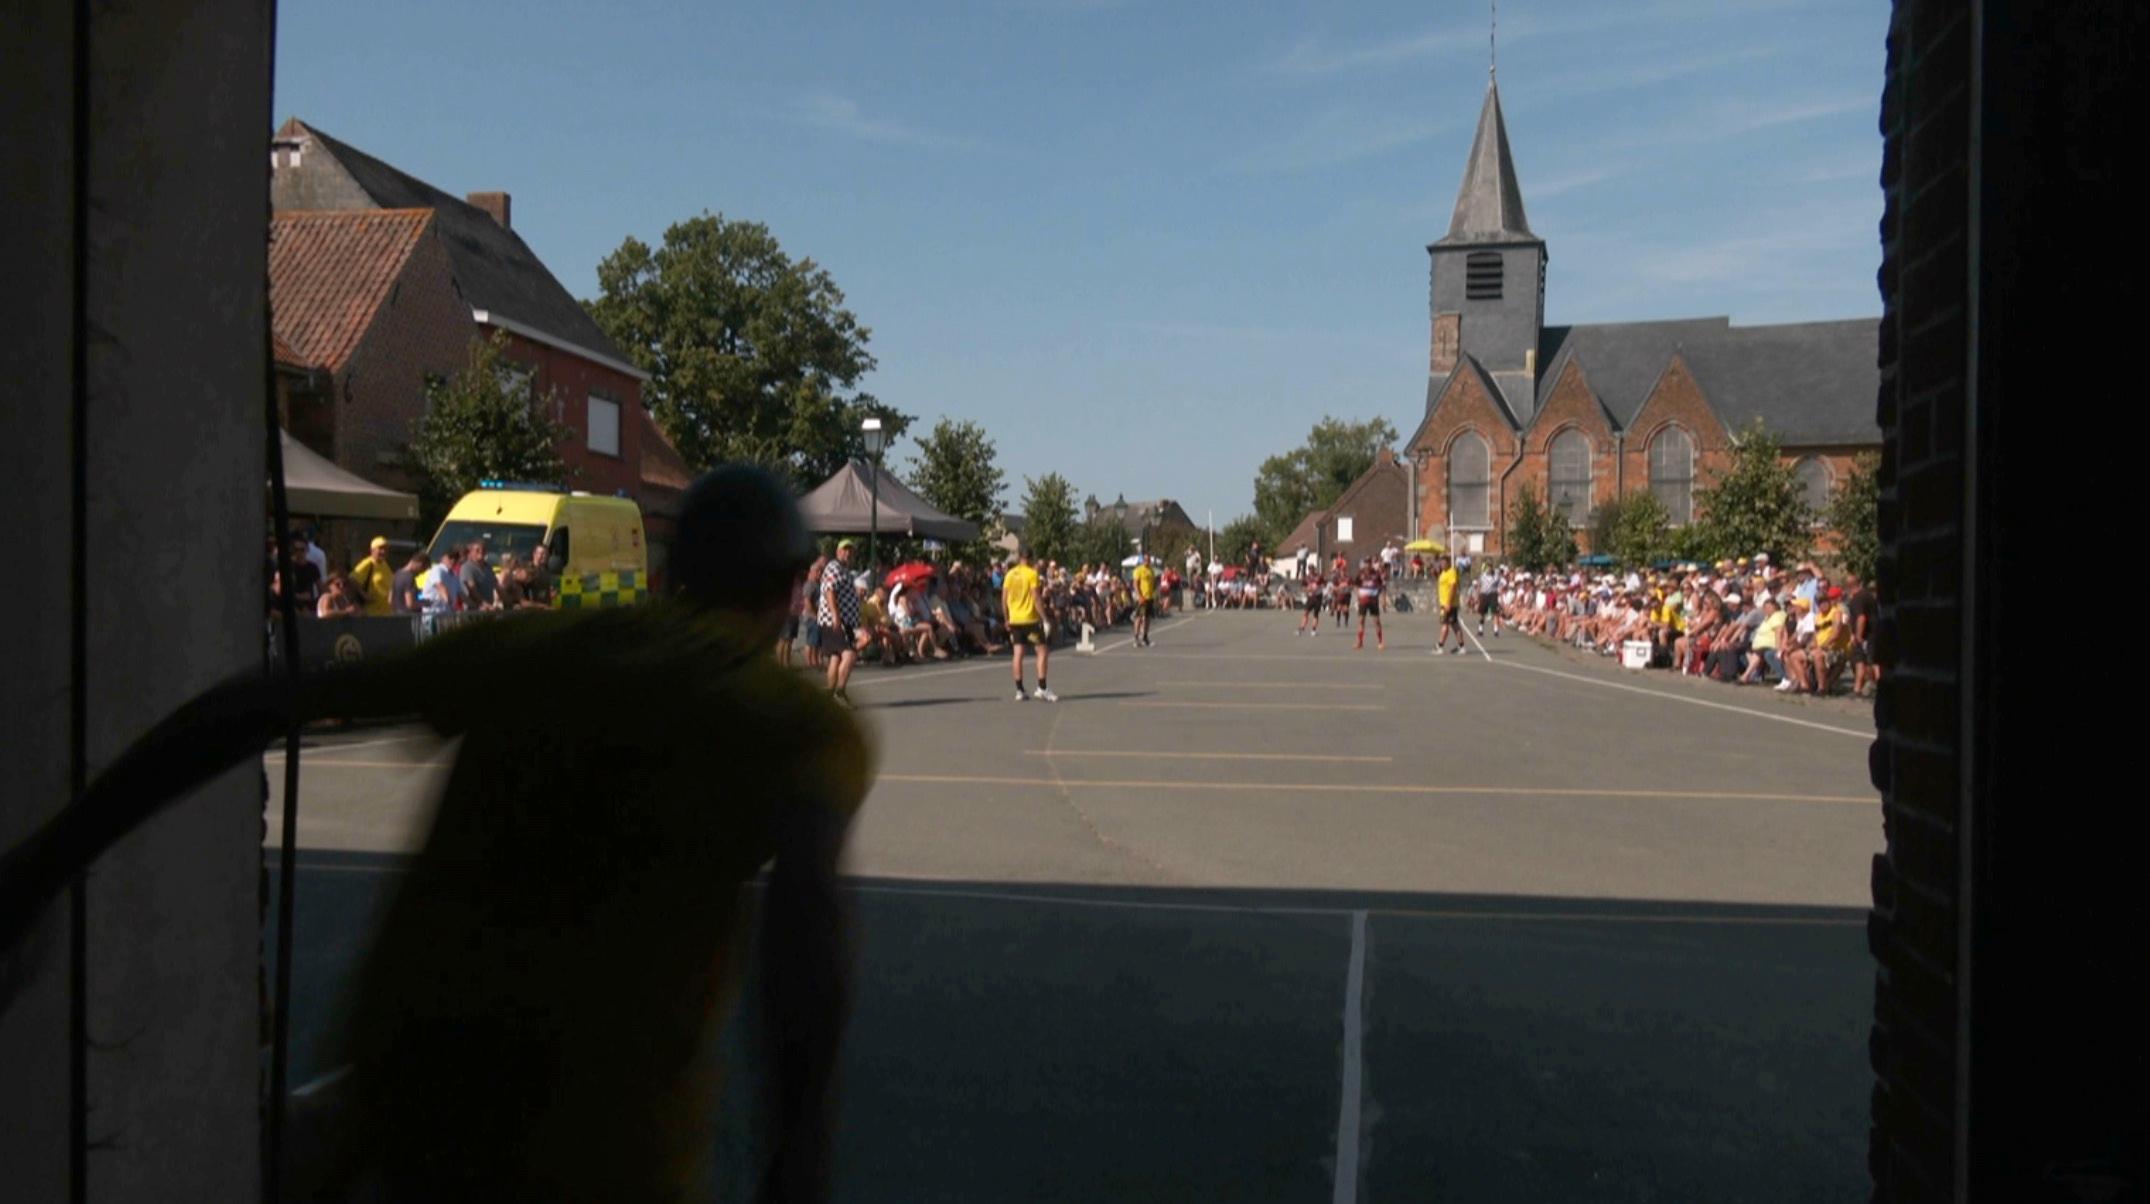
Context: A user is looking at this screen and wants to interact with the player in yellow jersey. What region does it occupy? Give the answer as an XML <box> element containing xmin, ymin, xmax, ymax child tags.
<box><xmin>1435</xmin><ymin>556</ymin><xmax>1466</xmax><ymax>654</ymax></box>
<box><xmin>1002</xmin><ymin>546</ymin><xmax>1056</xmax><ymax>702</ymax></box>
<box><xmin>1132</xmin><ymin>556</ymin><xmax>1159</xmax><ymax>648</ymax></box>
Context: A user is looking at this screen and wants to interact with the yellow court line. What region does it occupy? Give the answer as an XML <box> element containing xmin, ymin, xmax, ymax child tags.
<box><xmin>1025</xmin><ymin>749</ymin><xmax>1393</xmax><ymax>763</ymax></box>
<box><xmin>1121</xmin><ymin>701</ymin><xmax>1383</xmax><ymax>712</ymax></box>
<box><xmin>877</xmin><ymin>772</ymin><xmax>1873</xmax><ymax>805</ymax></box>
<box><xmin>1155</xmin><ymin>680</ymin><xmax>1388</xmax><ymax>691</ymax></box>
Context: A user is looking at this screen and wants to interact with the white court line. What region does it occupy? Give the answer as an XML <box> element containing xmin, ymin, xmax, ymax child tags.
<box><xmin>266</xmin><ymin>733</ymin><xmax>441</xmax><ymax>758</ymax></box>
<box><xmin>292</xmin><ymin>1064</ymin><xmax>351</xmax><ymax>1098</ymax></box>
<box><xmin>1333</xmin><ymin>910</ymin><xmax>1368</xmax><ymax>1204</ymax></box>
<box><xmin>1120</xmin><ymin>701</ymin><xmax>1383</xmax><ymax>712</ymax></box>
<box><xmin>1024</xmin><ymin>749</ymin><xmax>1394</xmax><ymax>764</ymax></box>
<box><xmin>1157</xmin><ymin>680</ymin><xmax>1388</xmax><ymax>691</ymax></box>
<box><xmin>1465</xmin><ymin>622</ymin><xmax>1495</xmax><ymax>662</ymax></box>
<box><xmin>279</xmin><ymin>864</ymin><xmax>1864</xmax><ymax>925</ymax></box>
<box><xmin>1494</xmin><ymin>657</ymin><xmax>1874</xmax><ymax>740</ymax></box>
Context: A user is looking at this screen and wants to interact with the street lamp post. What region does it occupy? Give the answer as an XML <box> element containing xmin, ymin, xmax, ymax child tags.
<box><xmin>862</xmin><ymin>416</ymin><xmax>887</xmax><ymax>572</ymax></box>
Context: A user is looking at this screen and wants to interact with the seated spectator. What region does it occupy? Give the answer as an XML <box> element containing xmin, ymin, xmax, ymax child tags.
<box><xmin>316</xmin><ymin>573</ymin><xmax>360</xmax><ymax>619</ymax></box>
<box><xmin>856</xmin><ymin>585</ymin><xmax>901</xmax><ymax>664</ymax></box>
<box><xmin>1744</xmin><ymin>597</ymin><xmax>1786</xmax><ymax>684</ymax></box>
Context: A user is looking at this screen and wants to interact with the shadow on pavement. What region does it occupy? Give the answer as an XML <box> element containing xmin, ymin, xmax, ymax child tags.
<box><xmin>270</xmin><ymin>857</ymin><xmax>1869</xmax><ymax>1203</ymax></box>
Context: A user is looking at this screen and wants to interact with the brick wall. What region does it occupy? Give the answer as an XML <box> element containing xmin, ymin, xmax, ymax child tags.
<box><xmin>1409</xmin><ymin>368</ymin><xmax>1523</xmax><ymax>552</ymax></box>
<box><xmin>334</xmin><ymin>222</ymin><xmax>472</xmax><ymax>503</ymax></box>
<box><xmin>496</xmin><ymin>331</ymin><xmax>646</xmax><ymax>502</ymax></box>
<box><xmin>1617</xmin><ymin>354</ymin><xmax>1734</xmax><ymax>504</ymax></box>
<box><xmin>1318</xmin><ymin>455</ymin><xmax>1410</xmax><ymax>565</ymax></box>
<box><xmin>1868</xmin><ymin>4</ymin><xmax>2146</xmax><ymax>1200</ymax></box>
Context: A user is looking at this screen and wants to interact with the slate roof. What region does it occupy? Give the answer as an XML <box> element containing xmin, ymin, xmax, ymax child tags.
<box><xmin>1411</xmin><ymin>352</ymin><xmax>1520</xmax><ymax>452</ymax></box>
<box><xmin>268</xmin><ymin>209</ymin><xmax>435</xmax><ymax>372</ymax></box>
<box><xmin>1435</xmin><ymin>80</ymin><xmax>1537</xmax><ymax>247</ymax></box>
<box><xmin>278</xmin><ymin>119</ymin><xmax>634</xmax><ymax>369</ymax></box>
<box><xmin>1531</xmin><ymin>316</ymin><xmax>1879</xmax><ymax>446</ymax></box>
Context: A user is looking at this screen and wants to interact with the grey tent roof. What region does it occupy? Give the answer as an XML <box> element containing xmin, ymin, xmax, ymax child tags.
<box><xmin>797</xmin><ymin>460</ymin><xmax>982</xmax><ymax>541</ymax></box>
<box><xmin>278</xmin><ymin>430</ymin><xmax>417</xmax><ymax>521</ymax></box>
<box><xmin>292</xmin><ymin>121</ymin><xmax>636</xmax><ymax>369</ymax></box>
<box><xmin>1435</xmin><ymin>80</ymin><xmax>1538</xmax><ymax>247</ymax></box>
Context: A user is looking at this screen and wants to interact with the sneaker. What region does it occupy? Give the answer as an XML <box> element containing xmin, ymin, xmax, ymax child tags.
<box><xmin>1477</xmin><ymin>626</ymin><xmax>1485</xmax><ymax>636</ymax></box>
<box><xmin>831</xmin><ymin>689</ymin><xmax>855</xmax><ymax>709</ymax></box>
<box><xmin>1013</xmin><ymin>689</ymin><xmax>1028</xmax><ymax>702</ymax></box>
<box><xmin>1036</xmin><ymin>687</ymin><xmax>1059</xmax><ymax>703</ymax></box>
<box><xmin>1774</xmin><ymin>680</ymin><xmax>1794</xmax><ymax>692</ymax></box>
<box><xmin>1377</xmin><ymin>641</ymin><xmax>1386</xmax><ymax>651</ymax></box>
<box><xmin>1493</xmin><ymin>628</ymin><xmax>1501</xmax><ymax>638</ymax></box>
<box><xmin>1451</xmin><ymin>647</ymin><xmax>1465</xmax><ymax>655</ymax></box>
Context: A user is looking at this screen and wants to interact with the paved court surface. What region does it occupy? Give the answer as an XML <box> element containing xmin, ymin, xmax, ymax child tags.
<box><xmin>266</xmin><ymin>608</ymin><xmax>1882</xmax><ymax>1201</ymax></box>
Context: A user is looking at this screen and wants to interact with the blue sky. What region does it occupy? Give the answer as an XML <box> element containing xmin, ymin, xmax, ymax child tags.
<box><xmin>276</xmin><ymin>0</ymin><xmax>1886</xmax><ymax>525</ymax></box>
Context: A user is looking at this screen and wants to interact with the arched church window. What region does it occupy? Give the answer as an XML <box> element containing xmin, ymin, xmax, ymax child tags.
<box><xmin>1447</xmin><ymin>432</ymin><xmax>1491</xmax><ymax>529</ymax></box>
<box><xmin>1548</xmin><ymin>429</ymin><xmax>1592</xmax><ymax>528</ymax></box>
<box><xmin>1649</xmin><ymin>427</ymin><xmax>1695</xmax><ymax>525</ymax></box>
<box><xmin>1794</xmin><ymin>456</ymin><xmax>1833</xmax><ymax>518</ymax></box>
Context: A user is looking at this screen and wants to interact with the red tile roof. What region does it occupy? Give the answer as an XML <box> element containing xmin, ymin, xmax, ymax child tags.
<box><xmin>269</xmin><ymin>209</ymin><xmax>435</xmax><ymax>372</ymax></box>
<box><xmin>271</xmin><ymin>329</ymin><xmax>308</xmax><ymax>368</ymax></box>
<box><xmin>638</xmin><ymin>407</ymin><xmax>695</xmax><ymax>492</ymax></box>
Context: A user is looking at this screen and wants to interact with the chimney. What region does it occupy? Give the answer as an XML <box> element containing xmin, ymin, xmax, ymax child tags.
<box><xmin>1376</xmin><ymin>447</ymin><xmax>1395</xmax><ymax>467</ymax></box>
<box><xmin>467</xmin><ymin>191</ymin><xmax>511</xmax><ymax>229</ymax></box>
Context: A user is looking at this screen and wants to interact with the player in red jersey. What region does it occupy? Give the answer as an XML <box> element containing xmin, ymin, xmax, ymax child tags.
<box><xmin>1353</xmin><ymin>557</ymin><xmax>1387</xmax><ymax>651</ymax></box>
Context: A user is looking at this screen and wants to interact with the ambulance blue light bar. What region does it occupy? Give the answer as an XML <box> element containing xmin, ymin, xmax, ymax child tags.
<box><xmin>478</xmin><ymin>479</ymin><xmax>563</xmax><ymax>492</ymax></box>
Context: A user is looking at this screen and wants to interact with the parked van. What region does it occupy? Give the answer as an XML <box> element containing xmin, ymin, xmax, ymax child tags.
<box><xmin>425</xmin><ymin>481</ymin><xmax>648</xmax><ymax>607</ymax></box>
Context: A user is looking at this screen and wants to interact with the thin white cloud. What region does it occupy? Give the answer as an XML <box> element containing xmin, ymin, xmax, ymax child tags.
<box><xmin>1531</xmin><ymin>166</ymin><xmax>1622</xmax><ymax>201</ymax></box>
<box><xmin>1528</xmin><ymin>44</ymin><xmax>1793</xmax><ymax>103</ymax></box>
<box><xmin>787</xmin><ymin>94</ymin><xmax>978</xmax><ymax>151</ymax></box>
<box><xmin>1227</xmin><ymin>109</ymin><xmax>1456</xmax><ymax>175</ymax></box>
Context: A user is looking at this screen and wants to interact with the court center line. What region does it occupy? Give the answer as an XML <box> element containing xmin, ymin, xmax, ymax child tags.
<box><xmin>278</xmin><ymin>862</ymin><xmax>1866</xmax><ymax>925</ymax></box>
<box><xmin>1466</xmin><ymin>621</ymin><xmax>1495</xmax><ymax>662</ymax></box>
<box><xmin>1491</xmin><ymin>656</ymin><xmax>1874</xmax><ymax>740</ymax></box>
<box><xmin>1333</xmin><ymin>910</ymin><xmax>1368</xmax><ymax>1204</ymax></box>
<box><xmin>1121</xmin><ymin>701</ymin><xmax>1383</xmax><ymax>712</ymax></box>
<box><xmin>1024</xmin><ymin>750</ymin><xmax>1394</xmax><ymax>764</ymax></box>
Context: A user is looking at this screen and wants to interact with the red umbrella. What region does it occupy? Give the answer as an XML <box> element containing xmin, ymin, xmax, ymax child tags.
<box><xmin>885</xmin><ymin>561</ymin><xmax>936</xmax><ymax>590</ymax></box>
<box><xmin>1219</xmin><ymin>565</ymin><xmax>1242</xmax><ymax>581</ymax></box>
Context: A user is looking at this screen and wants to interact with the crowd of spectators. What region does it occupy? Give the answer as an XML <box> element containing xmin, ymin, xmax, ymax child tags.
<box><xmin>267</xmin><ymin>529</ymin><xmax>555</xmax><ymax>622</ymax></box>
<box><xmin>1495</xmin><ymin>554</ymin><xmax>1878</xmax><ymax>698</ymax></box>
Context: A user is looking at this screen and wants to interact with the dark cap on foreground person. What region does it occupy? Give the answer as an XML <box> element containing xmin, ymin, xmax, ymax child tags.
<box><xmin>670</xmin><ymin>463</ymin><xmax>815</xmax><ymax>616</ymax></box>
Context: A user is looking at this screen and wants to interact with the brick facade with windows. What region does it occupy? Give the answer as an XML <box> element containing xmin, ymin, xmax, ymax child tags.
<box><xmin>1401</xmin><ymin>82</ymin><xmax>1880</xmax><ymax>557</ymax></box>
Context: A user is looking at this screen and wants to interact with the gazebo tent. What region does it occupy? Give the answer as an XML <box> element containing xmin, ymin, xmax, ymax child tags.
<box><xmin>796</xmin><ymin>460</ymin><xmax>981</xmax><ymax>541</ymax></box>
<box><xmin>276</xmin><ymin>429</ymin><xmax>418</xmax><ymax>520</ymax></box>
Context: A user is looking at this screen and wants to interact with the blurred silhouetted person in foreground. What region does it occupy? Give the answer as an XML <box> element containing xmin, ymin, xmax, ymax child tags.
<box><xmin>1</xmin><ymin>465</ymin><xmax>872</xmax><ymax>1203</ymax></box>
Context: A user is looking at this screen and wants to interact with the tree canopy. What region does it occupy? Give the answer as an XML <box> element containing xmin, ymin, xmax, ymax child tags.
<box><xmin>907</xmin><ymin>418</ymin><xmax>1005</xmax><ymax>563</ymax></box>
<box><xmin>403</xmin><ymin>331</ymin><xmax>571</xmax><ymax>530</ymax></box>
<box><xmin>585</xmin><ymin>212</ymin><xmax>909</xmax><ymax>485</ymax></box>
<box><xmin>1504</xmin><ymin>484</ymin><xmax>1575</xmax><ymax>572</ymax></box>
<box><xmin>1017</xmin><ymin>473</ymin><xmax>1079</xmax><ymax>566</ymax></box>
<box><xmin>1822</xmin><ymin>452</ymin><xmax>1880</xmax><ymax>581</ymax></box>
<box><xmin>1252</xmin><ymin>416</ymin><xmax>1399</xmax><ymax>545</ymax></box>
<box><xmin>1688</xmin><ymin>421</ymin><xmax>1814</xmax><ymax>565</ymax></box>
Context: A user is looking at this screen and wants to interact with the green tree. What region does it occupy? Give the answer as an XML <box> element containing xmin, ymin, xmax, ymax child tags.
<box><xmin>1505</xmin><ymin>485</ymin><xmax>1564</xmax><ymax>571</ymax></box>
<box><xmin>1690</xmin><ymin>421</ymin><xmax>1813</xmax><ymax>565</ymax></box>
<box><xmin>1215</xmin><ymin>514</ymin><xmax>1268</xmax><ymax>567</ymax></box>
<box><xmin>1822</xmin><ymin>452</ymin><xmax>1880</xmax><ymax>581</ymax></box>
<box><xmin>1070</xmin><ymin>516</ymin><xmax>1133</xmax><ymax>570</ymax></box>
<box><xmin>1018</xmin><ymin>473</ymin><xmax>1079</xmax><ymax>565</ymax></box>
<box><xmin>1605</xmin><ymin>490</ymin><xmax>1674</xmax><ymax>568</ymax></box>
<box><xmin>1252</xmin><ymin>416</ymin><xmax>1399</xmax><ymax>539</ymax></box>
<box><xmin>907</xmin><ymin>418</ymin><xmax>1005</xmax><ymax>563</ymax></box>
<box><xmin>403</xmin><ymin>331</ymin><xmax>572</xmax><ymax>531</ymax></box>
<box><xmin>586</xmin><ymin>212</ymin><xmax>909</xmax><ymax>485</ymax></box>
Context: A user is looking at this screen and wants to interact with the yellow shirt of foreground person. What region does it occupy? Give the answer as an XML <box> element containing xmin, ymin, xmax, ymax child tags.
<box><xmin>1003</xmin><ymin>561</ymin><xmax>1042</xmax><ymax>626</ymax></box>
<box><xmin>1133</xmin><ymin>562</ymin><xmax>1157</xmax><ymax>602</ymax></box>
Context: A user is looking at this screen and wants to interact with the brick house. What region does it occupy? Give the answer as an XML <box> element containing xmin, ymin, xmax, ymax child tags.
<box><xmin>268</xmin><ymin>118</ymin><xmax>690</xmax><ymax>552</ymax></box>
<box><xmin>1278</xmin><ymin>450</ymin><xmax>1412</xmax><ymax>569</ymax></box>
<box><xmin>1404</xmin><ymin>81</ymin><xmax>1880</xmax><ymax>557</ymax></box>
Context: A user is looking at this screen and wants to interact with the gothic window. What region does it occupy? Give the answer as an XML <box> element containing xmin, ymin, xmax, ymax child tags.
<box><xmin>1548</xmin><ymin>429</ymin><xmax>1592</xmax><ymax>527</ymax></box>
<box><xmin>1447</xmin><ymin>431</ymin><xmax>1491</xmax><ymax>529</ymax></box>
<box><xmin>1649</xmin><ymin>427</ymin><xmax>1696</xmax><ymax>525</ymax></box>
<box><xmin>1794</xmin><ymin>456</ymin><xmax>1833</xmax><ymax>517</ymax></box>
<box><xmin>1466</xmin><ymin>251</ymin><xmax>1503</xmax><ymax>300</ymax></box>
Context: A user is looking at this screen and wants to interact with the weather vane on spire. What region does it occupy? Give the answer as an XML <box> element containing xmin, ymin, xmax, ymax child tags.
<box><xmin>1490</xmin><ymin>0</ymin><xmax>1498</xmax><ymax>79</ymax></box>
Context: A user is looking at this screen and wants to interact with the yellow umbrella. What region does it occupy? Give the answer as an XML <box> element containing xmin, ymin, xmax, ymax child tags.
<box><xmin>1404</xmin><ymin>538</ymin><xmax>1445</xmax><ymax>553</ymax></box>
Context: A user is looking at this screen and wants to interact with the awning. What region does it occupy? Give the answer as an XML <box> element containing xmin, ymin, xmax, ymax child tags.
<box><xmin>796</xmin><ymin>460</ymin><xmax>981</xmax><ymax>542</ymax></box>
<box><xmin>276</xmin><ymin>430</ymin><xmax>418</xmax><ymax>521</ymax></box>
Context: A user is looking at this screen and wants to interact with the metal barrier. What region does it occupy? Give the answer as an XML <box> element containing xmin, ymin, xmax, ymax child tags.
<box><xmin>267</xmin><ymin>610</ymin><xmax>520</xmax><ymax>671</ymax></box>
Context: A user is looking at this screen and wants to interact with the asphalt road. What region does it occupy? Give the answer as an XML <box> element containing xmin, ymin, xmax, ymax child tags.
<box><xmin>266</xmin><ymin>607</ymin><xmax>1882</xmax><ymax>1201</ymax></box>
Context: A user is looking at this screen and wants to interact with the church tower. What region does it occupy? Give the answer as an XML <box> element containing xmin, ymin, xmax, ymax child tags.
<box><xmin>1428</xmin><ymin>77</ymin><xmax>1547</xmax><ymax>424</ymax></box>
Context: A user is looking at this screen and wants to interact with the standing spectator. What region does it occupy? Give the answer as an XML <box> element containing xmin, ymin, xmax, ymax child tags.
<box><xmin>279</xmin><ymin>530</ymin><xmax>323</xmax><ymax>613</ymax></box>
<box><xmin>1844</xmin><ymin>573</ymin><xmax>1879</xmax><ymax>698</ymax></box>
<box><xmin>800</xmin><ymin>556</ymin><xmax>826</xmax><ymax>670</ymax></box>
<box><xmin>1380</xmin><ymin>540</ymin><xmax>1401</xmax><ymax>579</ymax></box>
<box><xmin>389</xmin><ymin>551</ymin><xmax>427</xmax><ymax>615</ymax></box>
<box><xmin>300</xmin><ymin>525</ymin><xmax>329</xmax><ymax>584</ymax></box>
<box><xmin>459</xmin><ymin>540</ymin><xmax>499</xmax><ymax>611</ymax></box>
<box><xmin>348</xmin><ymin>536</ymin><xmax>397</xmax><ymax>616</ymax></box>
<box><xmin>316</xmin><ymin>573</ymin><xmax>360</xmax><ymax>618</ymax></box>
<box><xmin>426</xmin><ymin>545</ymin><xmax>467</xmax><ymax>614</ymax></box>
<box><xmin>817</xmin><ymin>539</ymin><xmax>862</xmax><ymax>706</ymax></box>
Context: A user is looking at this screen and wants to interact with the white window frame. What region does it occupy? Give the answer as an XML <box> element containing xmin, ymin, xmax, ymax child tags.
<box><xmin>1649</xmin><ymin>426</ymin><xmax>1696</xmax><ymax>526</ymax></box>
<box><xmin>1794</xmin><ymin>455</ymin><xmax>1834</xmax><ymax>522</ymax></box>
<box><xmin>1548</xmin><ymin>428</ymin><xmax>1593</xmax><ymax>529</ymax></box>
<box><xmin>1336</xmin><ymin>515</ymin><xmax>1355</xmax><ymax>543</ymax></box>
<box><xmin>1446</xmin><ymin>430</ymin><xmax>1492</xmax><ymax>530</ymax></box>
<box><xmin>587</xmin><ymin>394</ymin><xmax>621</xmax><ymax>458</ymax></box>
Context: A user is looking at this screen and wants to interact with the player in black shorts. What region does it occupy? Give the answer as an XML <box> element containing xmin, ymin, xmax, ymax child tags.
<box><xmin>1296</xmin><ymin>571</ymin><xmax>1324</xmax><ymax>636</ymax></box>
<box><xmin>1353</xmin><ymin>558</ymin><xmax>1386</xmax><ymax>651</ymax></box>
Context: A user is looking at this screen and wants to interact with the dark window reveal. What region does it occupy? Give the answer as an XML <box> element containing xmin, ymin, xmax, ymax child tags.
<box><xmin>1465</xmin><ymin>251</ymin><xmax>1503</xmax><ymax>300</ymax></box>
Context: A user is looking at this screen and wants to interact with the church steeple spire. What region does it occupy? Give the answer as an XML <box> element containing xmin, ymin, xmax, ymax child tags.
<box><xmin>1438</xmin><ymin>78</ymin><xmax>1534</xmax><ymax>247</ymax></box>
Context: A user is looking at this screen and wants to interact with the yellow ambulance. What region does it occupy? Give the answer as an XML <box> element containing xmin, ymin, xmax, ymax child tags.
<box><xmin>425</xmin><ymin>481</ymin><xmax>649</xmax><ymax>607</ymax></box>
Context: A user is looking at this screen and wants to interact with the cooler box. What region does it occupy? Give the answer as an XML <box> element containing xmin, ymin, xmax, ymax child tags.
<box><xmin>1621</xmin><ymin>640</ymin><xmax>1652</xmax><ymax>669</ymax></box>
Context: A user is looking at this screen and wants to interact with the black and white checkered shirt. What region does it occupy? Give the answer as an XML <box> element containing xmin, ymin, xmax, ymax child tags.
<box><xmin>818</xmin><ymin>558</ymin><xmax>860</xmax><ymax>628</ymax></box>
